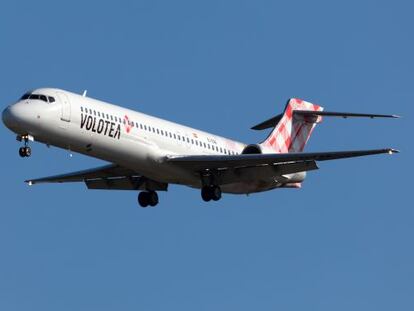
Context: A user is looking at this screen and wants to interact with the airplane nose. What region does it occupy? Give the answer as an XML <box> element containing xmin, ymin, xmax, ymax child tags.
<box><xmin>2</xmin><ymin>106</ymin><xmax>12</xmax><ymax>128</ymax></box>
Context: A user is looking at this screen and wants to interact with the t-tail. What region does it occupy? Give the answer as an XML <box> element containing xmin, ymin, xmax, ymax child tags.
<box><xmin>256</xmin><ymin>98</ymin><xmax>323</xmax><ymax>153</ymax></box>
<box><xmin>251</xmin><ymin>98</ymin><xmax>399</xmax><ymax>154</ymax></box>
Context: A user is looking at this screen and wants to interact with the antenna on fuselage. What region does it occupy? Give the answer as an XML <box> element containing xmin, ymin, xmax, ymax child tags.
<box><xmin>82</xmin><ymin>90</ymin><xmax>87</xmax><ymax>97</ymax></box>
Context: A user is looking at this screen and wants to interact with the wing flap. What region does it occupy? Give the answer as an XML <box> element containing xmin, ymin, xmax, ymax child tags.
<box><xmin>219</xmin><ymin>161</ymin><xmax>319</xmax><ymax>185</ymax></box>
<box><xmin>85</xmin><ymin>177</ymin><xmax>168</xmax><ymax>191</ymax></box>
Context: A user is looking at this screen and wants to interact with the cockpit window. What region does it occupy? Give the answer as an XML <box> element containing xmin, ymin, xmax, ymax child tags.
<box><xmin>21</xmin><ymin>92</ymin><xmax>55</xmax><ymax>103</ymax></box>
<box><xmin>21</xmin><ymin>93</ymin><xmax>30</xmax><ymax>100</ymax></box>
<box><xmin>28</xmin><ymin>94</ymin><xmax>48</xmax><ymax>102</ymax></box>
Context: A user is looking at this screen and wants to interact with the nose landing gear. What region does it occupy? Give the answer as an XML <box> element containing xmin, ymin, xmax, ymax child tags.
<box><xmin>19</xmin><ymin>146</ymin><xmax>31</xmax><ymax>157</ymax></box>
<box><xmin>18</xmin><ymin>135</ymin><xmax>32</xmax><ymax>158</ymax></box>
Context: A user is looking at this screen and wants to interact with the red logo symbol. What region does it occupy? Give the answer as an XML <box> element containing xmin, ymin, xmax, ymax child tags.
<box><xmin>124</xmin><ymin>115</ymin><xmax>132</xmax><ymax>133</ymax></box>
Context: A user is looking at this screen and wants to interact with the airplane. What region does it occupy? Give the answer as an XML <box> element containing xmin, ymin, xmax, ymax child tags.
<box><xmin>2</xmin><ymin>88</ymin><xmax>399</xmax><ymax>207</ymax></box>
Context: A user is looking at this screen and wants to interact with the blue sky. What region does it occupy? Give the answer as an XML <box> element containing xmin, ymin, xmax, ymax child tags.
<box><xmin>0</xmin><ymin>1</ymin><xmax>412</xmax><ymax>310</ymax></box>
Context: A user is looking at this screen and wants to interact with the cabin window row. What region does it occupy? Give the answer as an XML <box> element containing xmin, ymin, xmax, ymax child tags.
<box><xmin>80</xmin><ymin>106</ymin><xmax>237</xmax><ymax>155</ymax></box>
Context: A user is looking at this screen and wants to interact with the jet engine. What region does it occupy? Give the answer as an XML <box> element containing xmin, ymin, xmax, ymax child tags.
<box><xmin>241</xmin><ymin>144</ymin><xmax>263</xmax><ymax>154</ymax></box>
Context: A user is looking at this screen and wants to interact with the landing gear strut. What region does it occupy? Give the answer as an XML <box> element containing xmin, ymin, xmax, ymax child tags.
<box><xmin>18</xmin><ymin>135</ymin><xmax>31</xmax><ymax>157</ymax></box>
<box><xmin>201</xmin><ymin>185</ymin><xmax>222</xmax><ymax>202</ymax></box>
<box><xmin>138</xmin><ymin>191</ymin><xmax>159</xmax><ymax>207</ymax></box>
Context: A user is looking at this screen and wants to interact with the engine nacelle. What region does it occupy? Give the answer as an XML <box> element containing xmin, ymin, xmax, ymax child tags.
<box><xmin>241</xmin><ymin>144</ymin><xmax>263</xmax><ymax>154</ymax></box>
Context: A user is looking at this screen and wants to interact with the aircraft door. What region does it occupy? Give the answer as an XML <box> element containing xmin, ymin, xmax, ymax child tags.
<box><xmin>58</xmin><ymin>92</ymin><xmax>71</xmax><ymax>122</ymax></box>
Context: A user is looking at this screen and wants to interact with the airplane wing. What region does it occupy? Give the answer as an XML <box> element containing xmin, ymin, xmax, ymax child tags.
<box><xmin>25</xmin><ymin>164</ymin><xmax>168</xmax><ymax>191</ymax></box>
<box><xmin>166</xmin><ymin>148</ymin><xmax>399</xmax><ymax>171</ymax></box>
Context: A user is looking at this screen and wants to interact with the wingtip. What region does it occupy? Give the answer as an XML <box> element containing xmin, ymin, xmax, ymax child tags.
<box><xmin>25</xmin><ymin>180</ymin><xmax>34</xmax><ymax>186</ymax></box>
<box><xmin>392</xmin><ymin>114</ymin><xmax>401</xmax><ymax>118</ymax></box>
<box><xmin>388</xmin><ymin>148</ymin><xmax>400</xmax><ymax>154</ymax></box>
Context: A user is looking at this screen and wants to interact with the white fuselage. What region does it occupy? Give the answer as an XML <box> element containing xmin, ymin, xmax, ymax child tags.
<box><xmin>2</xmin><ymin>88</ymin><xmax>305</xmax><ymax>194</ymax></box>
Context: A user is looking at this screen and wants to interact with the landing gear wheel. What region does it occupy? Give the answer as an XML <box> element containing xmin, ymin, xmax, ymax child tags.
<box><xmin>138</xmin><ymin>191</ymin><xmax>159</xmax><ymax>207</ymax></box>
<box><xmin>19</xmin><ymin>147</ymin><xmax>26</xmax><ymax>157</ymax></box>
<box><xmin>201</xmin><ymin>186</ymin><xmax>222</xmax><ymax>202</ymax></box>
<box><xmin>201</xmin><ymin>186</ymin><xmax>212</xmax><ymax>202</ymax></box>
<box><xmin>18</xmin><ymin>146</ymin><xmax>31</xmax><ymax>157</ymax></box>
<box><xmin>24</xmin><ymin>146</ymin><xmax>31</xmax><ymax>157</ymax></box>
<box><xmin>211</xmin><ymin>186</ymin><xmax>222</xmax><ymax>201</ymax></box>
<box><xmin>148</xmin><ymin>191</ymin><xmax>159</xmax><ymax>207</ymax></box>
<box><xmin>138</xmin><ymin>192</ymin><xmax>149</xmax><ymax>208</ymax></box>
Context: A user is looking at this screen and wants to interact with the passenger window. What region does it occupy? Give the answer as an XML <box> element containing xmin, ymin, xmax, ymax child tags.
<box><xmin>110</xmin><ymin>115</ymin><xmax>113</xmax><ymax>121</ymax></box>
<box><xmin>81</xmin><ymin>107</ymin><xmax>84</xmax><ymax>112</ymax></box>
<box><xmin>98</xmin><ymin>112</ymin><xmax>101</xmax><ymax>117</ymax></box>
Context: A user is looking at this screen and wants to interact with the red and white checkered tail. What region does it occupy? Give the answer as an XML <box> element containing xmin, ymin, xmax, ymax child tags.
<box><xmin>260</xmin><ymin>98</ymin><xmax>324</xmax><ymax>153</ymax></box>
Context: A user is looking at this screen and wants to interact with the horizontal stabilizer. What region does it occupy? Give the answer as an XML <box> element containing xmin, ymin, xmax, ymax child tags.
<box><xmin>252</xmin><ymin>110</ymin><xmax>399</xmax><ymax>130</ymax></box>
<box><xmin>295</xmin><ymin>111</ymin><xmax>400</xmax><ymax>119</ymax></box>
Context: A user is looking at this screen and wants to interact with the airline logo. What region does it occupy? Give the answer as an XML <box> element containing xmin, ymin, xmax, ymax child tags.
<box><xmin>124</xmin><ymin>115</ymin><xmax>132</xmax><ymax>133</ymax></box>
<box><xmin>80</xmin><ymin>112</ymin><xmax>121</xmax><ymax>139</ymax></box>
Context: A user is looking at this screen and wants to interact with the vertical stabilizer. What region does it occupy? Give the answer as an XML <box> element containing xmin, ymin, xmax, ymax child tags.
<box><xmin>260</xmin><ymin>98</ymin><xmax>324</xmax><ymax>153</ymax></box>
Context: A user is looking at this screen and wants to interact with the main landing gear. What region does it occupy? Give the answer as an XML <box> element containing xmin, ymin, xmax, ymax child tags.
<box><xmin>201</xmin><ymin>185</ymin><xmax>222</xmax><ymax>202</ymax></box>
<box><xmin>18</xmin><ymin>135</ymin><xmax>31</xmax><ymax>157</ymax></box>
<box><xmin>138</xmin><ymin>191</ymin><xmax>159</xmax><ymax>208</ymax></box>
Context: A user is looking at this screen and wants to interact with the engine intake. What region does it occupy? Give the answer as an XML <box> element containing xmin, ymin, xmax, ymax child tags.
<box><xmin>241</xmin><ymin>144</ymin><xmax>262</xmax><ymax>154</ymax></box>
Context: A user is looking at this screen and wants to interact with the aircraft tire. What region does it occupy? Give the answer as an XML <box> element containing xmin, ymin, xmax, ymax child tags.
<box><xmin>24</xmin><ymin>147</ymin><xmax>31</xmax><ymax>157</ymax></box>
<box><xmin>19</xmin><ymin>147</ymin><xmax>26</xmax><ymax>157</ymax></box>
<box><xmin>201</xmin><ymin>186</ymin><xmax>212</xmax><ymax>202</ymax></box>
<box><xmin>148</xmin><ymin>191</ymin><xmax>159</xmax><ymax>207</ymax></box>
<box><xmin>211</xmin><ymin>186</ymin><xmax>222</xmax><ymax>201</ymax></box>
<box><xmin>138</xmin><ymin>191</ymin><xmax>149</xmax><ymax>207</ymax></box>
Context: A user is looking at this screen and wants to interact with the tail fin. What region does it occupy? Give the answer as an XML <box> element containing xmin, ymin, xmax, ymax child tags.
<box><xmin>260</xmin><ymin>98</ymin><xmax>323</xmax><ymax>153</ymax></box>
